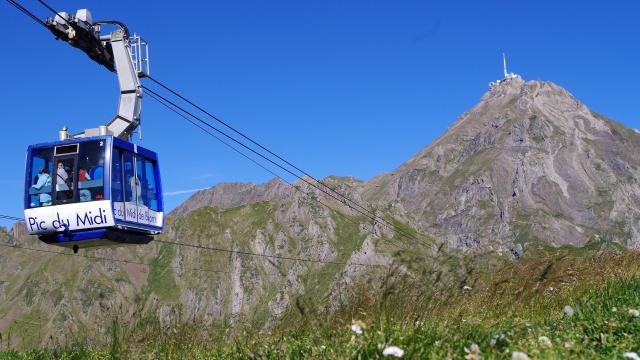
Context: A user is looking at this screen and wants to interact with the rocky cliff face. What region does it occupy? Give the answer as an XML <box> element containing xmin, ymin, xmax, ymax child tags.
<box><xmin>363</xmin><ymin>77</ymin><xmax>640</xmax><ymax>251</ymax></box>
<box><xmin>1</xmin><ymin>78</ymin><xmax>638</xmax><ymax>348</ymax></box>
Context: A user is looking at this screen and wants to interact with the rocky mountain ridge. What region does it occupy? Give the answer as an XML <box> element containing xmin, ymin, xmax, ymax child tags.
<box><xmin>362</xmin><ymin>77</ymin><xmax>640</xmax><ymax>250</ymax></box>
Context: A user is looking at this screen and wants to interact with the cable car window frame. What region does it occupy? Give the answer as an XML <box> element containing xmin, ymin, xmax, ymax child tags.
<box><xmin>77</xmin><ymin>140</ymin><xmax>106</xmax><ymax>202</ymax></box>
<box><xmin>122</xmin><ymin>150</ymin><xmax>137</xmax><ymax>221</ymax></box>
<box><xmin>140</xmin><ymin>157</ymin><xmax>159</xmax><ymax>211</ymax></box>
<box><xmin>111</xmin><ymin>147</ymin><xmax>125</xmax><ymax>221</ymax></box>
<box><xmin>27</xmin><ymin>147</ymin><xmax>54</xmax><ymax>208</ymax></box>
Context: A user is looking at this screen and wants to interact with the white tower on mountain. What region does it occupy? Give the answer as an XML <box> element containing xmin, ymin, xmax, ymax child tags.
<box><xmin>488</xmin><ymin>53</ymin><xmax>521</xmax><ymax>90</ymax></box>
<box><xmin>503</xmin><ymin>53</ymin><xmax>508</xmax><ymax>79</ymax></box>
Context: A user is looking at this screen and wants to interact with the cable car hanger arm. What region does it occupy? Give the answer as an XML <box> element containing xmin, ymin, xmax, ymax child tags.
<box><xmin>44</xmin><ymin>9</ymin><xmax>147</xmax><ymax>141</ymax></box>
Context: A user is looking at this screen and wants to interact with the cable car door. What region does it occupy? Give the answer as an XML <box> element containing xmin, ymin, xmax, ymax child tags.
<box><xmin>53</xmin><ymin>145</ymin><xmax>78</xmax><ymax>204</ymax></box>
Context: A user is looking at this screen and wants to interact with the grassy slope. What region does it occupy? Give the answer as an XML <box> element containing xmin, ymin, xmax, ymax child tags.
<box><xmin>1</xmin><ymin>247</ymin><xmax>639</xmax><ymax>359</ymax></box>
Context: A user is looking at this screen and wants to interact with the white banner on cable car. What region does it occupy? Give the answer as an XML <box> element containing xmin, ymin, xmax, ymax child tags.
<box><xmin>24</xmin><ymin>200</ymin><xmax>115</xmax><ymax>235</ymax></box>
<box><xmin>112</xmin><ymin>202</ymin><xmax>163</xmax><ymax>227</ymax></box>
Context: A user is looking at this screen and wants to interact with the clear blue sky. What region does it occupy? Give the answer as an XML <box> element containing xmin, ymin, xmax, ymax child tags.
<box><xmin>1</xmin><ymin>0</ymin><xmax>639</xmax><ymax>226</ymax></box>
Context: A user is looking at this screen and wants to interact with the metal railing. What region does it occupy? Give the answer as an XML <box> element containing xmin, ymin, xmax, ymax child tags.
<box><xmin>129</xmin><ymin>33</ymin><xmax>150</xmax><ymax>77</ymax></box>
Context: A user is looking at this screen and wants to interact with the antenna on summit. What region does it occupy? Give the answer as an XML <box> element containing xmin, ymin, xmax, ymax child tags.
<box><xmin>488</xmin><ymin>53</ymin><xmax>520</xmax><ymax>90</ymax></box>
<box><xmin>503</xmin><ymin>53</ymin><xmax>508</xmax><ymax>79</ymax></box>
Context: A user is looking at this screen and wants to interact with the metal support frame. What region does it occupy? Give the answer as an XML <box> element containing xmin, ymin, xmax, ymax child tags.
<box><xmin>45</xmin><ymin>9</ymin><xmax>149</xmax><ymax>141</ymax></box>
<box><xmin>102</xmin><ymin>28</ymin><xmax>144</xmax><ymax>140</ymax></box>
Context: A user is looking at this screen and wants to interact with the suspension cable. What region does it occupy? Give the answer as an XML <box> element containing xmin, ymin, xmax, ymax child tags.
<box><xmin>4</xmin><ymin>0</ymin><xmax>48</xmax><ymax>28</ymax></box>
<box><xmin>143</xmin><ymin>85</ymin><xmax>426</xmax><ymax>248</ymax></box>
<box><xmin>144</xmin><ymin>76</ymin><xmax>419</xmax><ymax>243</ymax></box>
<box><xmin>0</xmin><ymin>241</ymin><xmax>227</xmax><ymax>274</ymax></box>
<box><xmin>0</xmin><ymin>213</ymin><xmax>388</xmax><ymax>268</ymax></box>
<box><xmin>0</xmin><ymin>214</ymin><xmax>24</xmax><ymax>222</ymax></box>
<box><xmin>155</xmin><ymin>239</ymin><xmax>384</xmax><ymax>268</ymax></box>
<box><xmin>146</xmin><ymin>92</ymin><xmax>409</xmax><ymax>253</ymax></box>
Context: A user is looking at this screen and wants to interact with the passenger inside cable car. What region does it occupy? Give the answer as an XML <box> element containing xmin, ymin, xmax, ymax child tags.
<box><xmin>31</xmin><ymin>166</ymin><xmax>52</xmax><ymax>207</ymax></box>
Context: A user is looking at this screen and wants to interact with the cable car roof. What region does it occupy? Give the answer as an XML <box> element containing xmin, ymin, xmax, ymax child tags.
<box><xmin>27</xmin><ymin>135</ymin><xmax>159</xmax><ymax>161</ymax></box>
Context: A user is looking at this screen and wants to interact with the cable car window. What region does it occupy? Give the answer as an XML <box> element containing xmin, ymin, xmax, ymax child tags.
<box><xmin>78</xmin><ymin>141</ymin><xmax>105</xmax><ymax>202</ymax></box>
<box><xmin>136</xmin><ymin>155</ymin><xmax>145</xmax><ymax>206</ymax></box>
<box><xmin>112</xmin><ymin>148</ymin><xmax>123</xmax><ymax>201</ymax></box>
<box><xmin>28</xmin><ymin>148</ymin><xmax>53</xmax><ymax>208</ymax></box>
<box><xmin>112</xmin><ymin>148</ymin><xmax>125</xmax><ymax>220</ymax></box>
<box><xmin>122</xmin><ymin>151</ymin><xmax>138</xmax><ymax>221</ymax></box>
<box><xmin>145</xmin><ymin>159</ymin><xmax>159</xmax><ymax>211</ymax></box>
<box><xmin>136</xmin><ymin>155</ymin><xmax>159</xmax><ymax>211</ymax></box>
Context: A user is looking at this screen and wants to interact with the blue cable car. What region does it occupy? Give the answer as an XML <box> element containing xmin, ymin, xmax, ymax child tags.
<box><xmin>23</xmin><ymin>136</ymin><xmax>163</xmax><ymax>251</ymax></box>
<box><xmin>22</xmin><ymin>9</ymin><xmax>163</xmax><ymax>252</ymax></box>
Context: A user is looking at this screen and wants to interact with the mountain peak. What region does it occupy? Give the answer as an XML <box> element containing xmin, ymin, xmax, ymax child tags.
<box><xmin>364</xmin><ymin>77</ymin><xmax>640</xmax><ymax>249</ymax></box>
<box><xmin>482</xmin><ymin>78</ymin><xmax>572</xmax><ymax>105</ymax></box>
<box><xmin>447</xmin><ymin>78</ymin><xmax>604</xmax><ymax>141</ymax></box>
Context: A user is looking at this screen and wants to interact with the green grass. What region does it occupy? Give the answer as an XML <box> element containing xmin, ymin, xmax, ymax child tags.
<box><xmin>3</xmin><ymin>248</ymin><xmax>639</xmax><ymax>359</ymax></box>
<box><xmin>3</xmin><ymin>310</ymin><xmax>47</xmax><ymax>351</ymax></box>
<box><xmin>142</xmin><ymin>243</ymin><xmax>179</xmax><ymax>302</ymax></box>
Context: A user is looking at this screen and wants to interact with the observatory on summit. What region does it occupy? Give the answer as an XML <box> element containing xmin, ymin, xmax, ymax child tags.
<box><xmin>489</xmin><ymin>53</ymin><xmax>521</xmax><ymax>90</ymax></box>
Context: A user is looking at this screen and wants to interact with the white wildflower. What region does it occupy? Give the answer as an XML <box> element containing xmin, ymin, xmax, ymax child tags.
<box><xmin>350</xmin><ymin>320</ymin><xmax>366</xmax><ymax>335</ymax></box>
<box><xmin>538</xmin><ymin>335</ymin><xmax>552</xmax><ymax>349</ymax></box>
<box><xmin>563</xmin><ymin>341</ymin><xmax>572</xmax><ymax>349</ymax></box>
<box><xmin>624</xmin><ymin>352</ymin><xmax>640</xmax><ymax>360</ymax></box>
<box><xmin>613</xmin><ymin>307</ymin><xmax>618</xmax><ymax>312</ymax></box>
<box><xmin>563</xmin><ymin>305</ymin><xmax>574</xmax><ymax>317</ymax></box>
<box><xmin>511</xmin><ymin>351</ymin><xmax>530</xmax><ymax>360</ymax></box>
<box><xmin>490</xmin><ymin>333</ymin><xmax>506</xmax><ymax>346</ymax></box>
<box><xmin>382</xmin><ymin>346</ymin><xmax>405</xmax><ymax>358</ymax></box>
<box><xmin>464</xmin><ymin>343</ymin><xmax>482</xmax><ymax>360</ymax></box>
<box><xmin>547</xmin><ymin>287</ymin><xmax>556</xmax><ymax>292</ymax></box>
<box><xmin>628</xmin><ymin>309</ymin><xmax>640</xmax><ymax>317</ymax></box>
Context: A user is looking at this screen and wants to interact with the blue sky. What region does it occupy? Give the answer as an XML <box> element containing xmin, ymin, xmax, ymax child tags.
<box><xmin>1</xmin><ymin>0</ymin><xmax>639</xmax><ymax>226</ymax></box>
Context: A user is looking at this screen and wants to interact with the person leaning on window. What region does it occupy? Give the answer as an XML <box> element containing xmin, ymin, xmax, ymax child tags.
<box><xmin>31</xmin><ymin>167</ymin><xmax>52</xmax><ymax>206</ymax></box>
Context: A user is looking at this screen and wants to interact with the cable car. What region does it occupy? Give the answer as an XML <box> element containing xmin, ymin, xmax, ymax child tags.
<box><xmin>24</xmin><ymin>135</ymin><xmax>163</xmax><ymax>251</ymax></box>
<box><xmin>22</xmin><ymin>9</ymin><xmax>163</xmax><ymax>252</ymax></box>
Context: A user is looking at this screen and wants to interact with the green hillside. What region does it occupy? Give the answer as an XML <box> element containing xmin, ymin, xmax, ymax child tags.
<box><xmin>1</xmin><ymin>246</ymin><xmax>639</xmax><ymax>359</ymax></box>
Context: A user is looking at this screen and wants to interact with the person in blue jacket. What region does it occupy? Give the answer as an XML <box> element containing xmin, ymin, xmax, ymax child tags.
<box><xmin>31</xmin><ymin>167</ymin><xmax>52</xmax><ymax>206</ymax></box>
